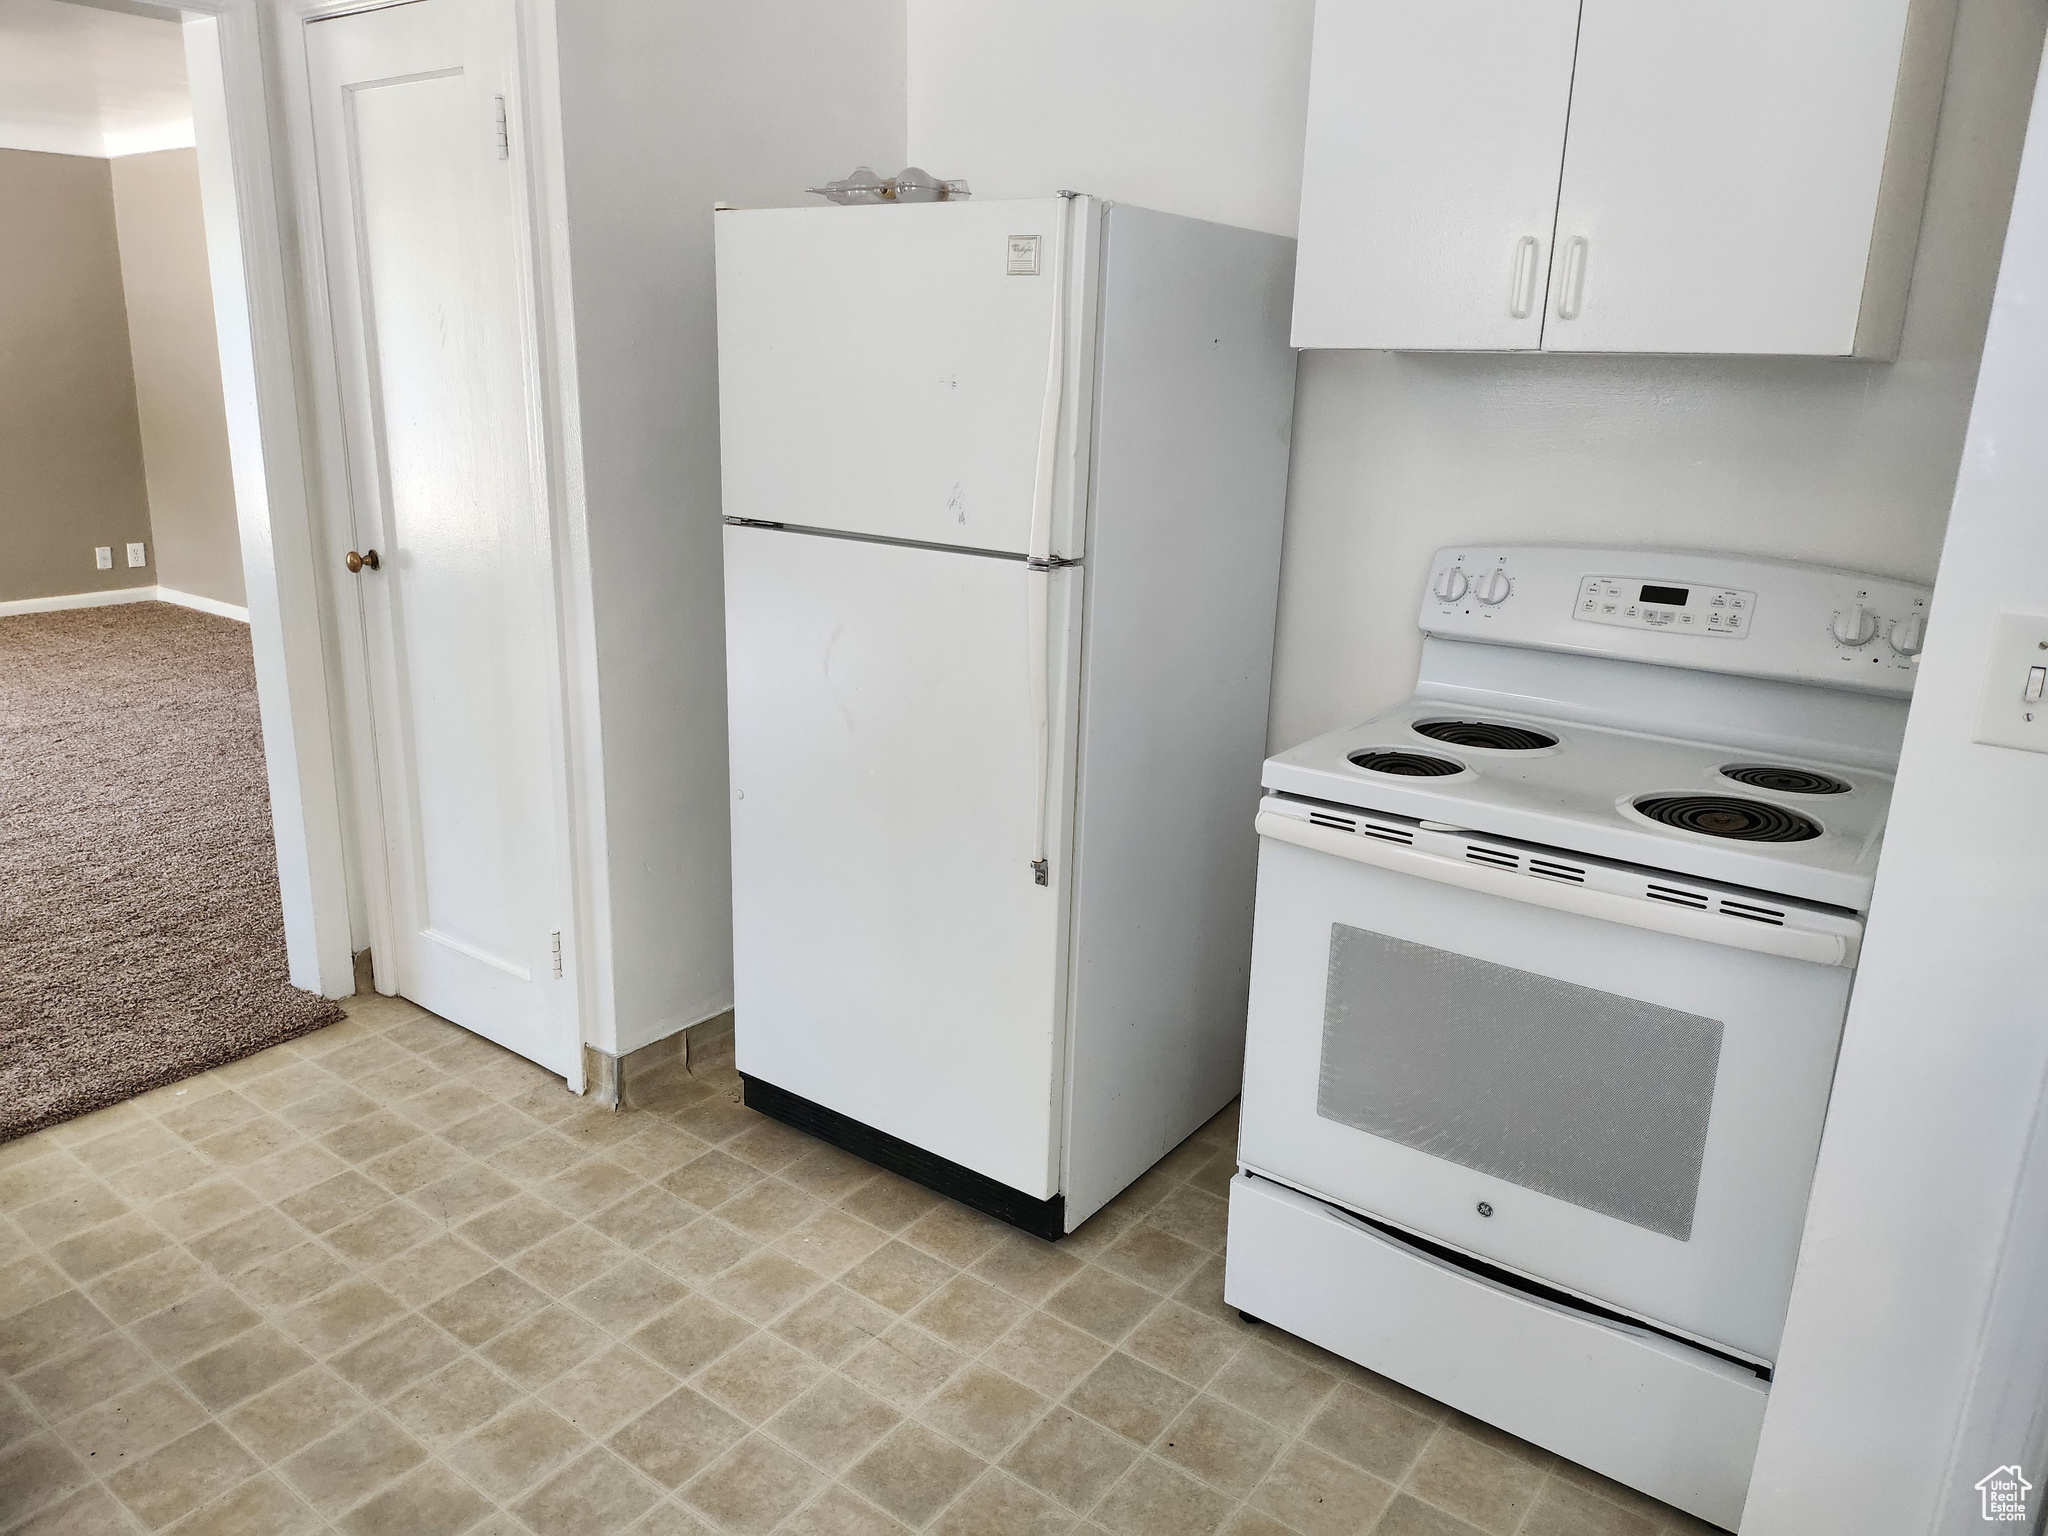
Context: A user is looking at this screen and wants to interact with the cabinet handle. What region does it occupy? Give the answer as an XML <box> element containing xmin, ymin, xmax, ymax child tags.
<box><xmin>1509</xmin><ymin>236</ymin><xmax>1539</xmax><ymax>319</ymax></box>
<box><xmin>1556</xmin><ymin>235</ymin><xmax>1589</xmax><ymax>321</ymax></box>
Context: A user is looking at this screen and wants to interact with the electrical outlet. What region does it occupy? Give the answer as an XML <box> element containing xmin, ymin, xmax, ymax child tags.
<box><xmin>126</xmin><ymin>542</ymin><xmax>146</xmax><ymax>568</ymax></box>
<box><xmin>1972</xmin><ymin>609</ymin><xmax>2048</xmax><ymax>754</ymax></box>
<box><xmin>95</xmin><ymin>546</ymin><xmax>112</xmax><ymax>570</ymax></box>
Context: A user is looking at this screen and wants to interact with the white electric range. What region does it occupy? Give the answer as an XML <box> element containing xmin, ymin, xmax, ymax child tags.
<box><xmin>1224</xmin><ymin>545</ymin><xmax>1930</xmax><ymax>1531</ymax></box>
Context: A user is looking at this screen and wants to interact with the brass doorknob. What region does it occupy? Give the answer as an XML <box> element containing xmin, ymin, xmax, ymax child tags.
<box><xmin>345</xmin><ymin>549</ymin><xmax>381</xmax><ymax>574</ymax></box>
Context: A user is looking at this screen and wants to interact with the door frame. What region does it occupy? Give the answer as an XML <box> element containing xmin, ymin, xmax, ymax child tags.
<box><xmin>159</xmin><ymin>0</ymin><xmax>606</xmax><ymax>1087</ymax></box>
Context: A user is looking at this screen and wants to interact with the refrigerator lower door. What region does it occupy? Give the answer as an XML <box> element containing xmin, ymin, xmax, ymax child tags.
<box><xmin>724</xmin><ymin>526</ymin><xmax>1068</xmax><ymax>1199</ymax></box>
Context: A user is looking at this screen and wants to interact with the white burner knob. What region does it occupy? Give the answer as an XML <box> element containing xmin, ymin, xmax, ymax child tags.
<box><xmin>1472</xmin><ymin>569</ymin><xmax>1512</xmax><ymax>605</ymax></box>
<box><xmin>1887</xmin><ymin>611</ymin><xmax>1926</xmax><ymax>656</ymax></box>
<box><xmin>1434</xmin><ymin>567</ymin><xmax>1470</xmax><ymax>603</ymax></box>
<box><xmin>1831</xmin><ymin>603</ymin><xmax>1878</xmax><ymax>647</ymax></box>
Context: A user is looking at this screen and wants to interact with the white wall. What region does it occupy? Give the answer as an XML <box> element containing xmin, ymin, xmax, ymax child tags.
<box><xmin>906</xmin><ymin>0</ymin><xmax>2046</xmax><ymax>752</ymax></box>
<box><xmin>906</xmin><ymin>0</ymin><xmax>1313</xmax><ymax>240</ymax></box>
<box><xmin>112</xmin><ymin>146</ymin><xmax>245</xmax><ymax>610</ymax></box>
<box><xmin>553</xmin><ymin>0</ymin><xmax>905</xmax><ymax>1055</ymax></box>
<box><xmin>1743</xmin><ymin>40</ymin><xmax>2048</xmax><ymax>1534</ymax></box>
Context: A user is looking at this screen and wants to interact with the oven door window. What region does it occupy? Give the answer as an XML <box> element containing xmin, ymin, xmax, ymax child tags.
<box><xmin>1319</xmin><ymin>924</ymin><xmax>1723</xmax><ymax>1241</ymax></box>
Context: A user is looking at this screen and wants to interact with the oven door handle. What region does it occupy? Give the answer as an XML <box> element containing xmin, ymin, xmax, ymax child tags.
<box><xmin>1256</xmin><ymin>811</ymin><xmax>1859</xmax><ymax>968</ymax></box>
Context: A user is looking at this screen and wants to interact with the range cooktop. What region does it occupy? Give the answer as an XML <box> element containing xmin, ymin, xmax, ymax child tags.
<box><xmin>1264</xmin><ymin>700</ymin><xmax>1893</xmax><ymax>910</ymax></box>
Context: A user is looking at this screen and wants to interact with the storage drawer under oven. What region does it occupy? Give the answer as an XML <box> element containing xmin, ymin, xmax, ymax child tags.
<box><xmin>1237</xmin><ymin>813</ymin><xmax>1856</xmax><ymax>1364</ymax></box>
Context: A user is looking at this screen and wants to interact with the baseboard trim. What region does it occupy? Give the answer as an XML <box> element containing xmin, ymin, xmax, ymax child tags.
<box><xmin>156</xmin><ymin>587</ymin><xmax>250</xmax><ymax>623</ymax></box>
<box><xmin>0</xmin><ymin>587</ymin><xmax>156</xmax><ymax>618</ymax></box>
<box><xmin>583</xmin><ymin>1010</ymin><xmax>734</xmax><ymax>1111</ymax></box>
<box><xmin>741</xmin><ymin>1074</ymin><xmax>1067</xmax><ymax>1240</ymax></box>
<box><xmin>0</xmin><ymin>586</ymin><xmax>249</xmax><ymax>623</ymax></box>
<box><xmin>615</xmin><ymin>994</ymin><xmax>737</xmax><ymax>1059</ymax></box>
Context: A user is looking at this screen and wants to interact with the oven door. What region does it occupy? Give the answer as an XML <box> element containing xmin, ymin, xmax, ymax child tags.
<box><xmin>1238</xmin><ymin>817</ymin><xmax>1855</xmax><ymax>1365</ymax></box>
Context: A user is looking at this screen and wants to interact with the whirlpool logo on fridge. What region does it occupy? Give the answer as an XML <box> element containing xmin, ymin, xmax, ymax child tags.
<box><xmin>1975</xmin><ymin>1465</ymin><xmax>2032</xmax><ymax>1523</ymax></box>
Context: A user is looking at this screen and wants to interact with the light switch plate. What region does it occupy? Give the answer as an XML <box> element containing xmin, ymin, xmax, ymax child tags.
<box><xmin>1972</xmin><ymin>609</ymin><xmax>2048</xmax><ymax>754</ymax></box>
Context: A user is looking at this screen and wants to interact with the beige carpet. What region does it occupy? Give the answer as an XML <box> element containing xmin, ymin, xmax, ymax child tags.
<box><xmin>0</xmin><ymin>602</ymin><xmax>344</xmax><ymax>1141</ymax></box>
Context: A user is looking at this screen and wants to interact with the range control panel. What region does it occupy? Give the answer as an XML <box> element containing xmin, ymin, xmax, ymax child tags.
<box><xmin>1421</xmin><ymin>545</ymin><xmax>1933</xmax><ymax>696</ymax></box>
<box><xmin>1576</xmin><ymin>575</ymin><xmax>1758</xmax><ymax>638</ymax></box>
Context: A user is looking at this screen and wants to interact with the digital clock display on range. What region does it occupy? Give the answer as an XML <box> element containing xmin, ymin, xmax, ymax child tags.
<box><xmin>1639</xmin><ymin>584</ymin><xmax>1690</xmax><ymax>607</ymax></box>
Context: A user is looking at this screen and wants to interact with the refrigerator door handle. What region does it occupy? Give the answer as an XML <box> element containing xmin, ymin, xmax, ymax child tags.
<box><xmin>1027</xmin><ymin>567</ymin><xmax>1053</xmax><ymax>885</ymax></box>
<box><xmin>1026</xmin><ymin>192</ymin><xmax>1077</xmax><ymax>885</ymax></box>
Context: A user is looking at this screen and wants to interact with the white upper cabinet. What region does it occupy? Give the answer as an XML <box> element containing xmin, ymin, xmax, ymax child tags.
<box><xmin>1292</xmin><ymin>0</ymin><xmax>1583</xmax><ymax>352</ymax></box>
<box><xmin>1293</xmin><ymin>0</ymin><xmax>1958</xmax><ymax>357</ymax></box>
<box><xmin>1547</xmin><ymin>0</ymin><xmax>1935</xmax><ymax>356</ymax></box>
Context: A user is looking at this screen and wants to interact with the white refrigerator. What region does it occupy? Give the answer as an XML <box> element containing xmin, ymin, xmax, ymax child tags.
<box><xmin>714</xmin><ymin>195</ymin><xmax>1296</xmax><ymax>1236</ymax></box>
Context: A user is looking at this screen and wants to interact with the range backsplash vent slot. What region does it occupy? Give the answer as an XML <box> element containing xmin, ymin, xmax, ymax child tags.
<box><xmin>1285</xmin><ymin>811</ymin><xmax>1819</xmax><ymax>936</ymax></box>
<box><xmin>1646</xmin><ymin>884</ymin><xmax>1712</xmax><ymax>910</ymax></box>
<box><xmin>1718</xmin><ymin>899</ymin><xmax>1788</xmax><ymax>926</ymax></box>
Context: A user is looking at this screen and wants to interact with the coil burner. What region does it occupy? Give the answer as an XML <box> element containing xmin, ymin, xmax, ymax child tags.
<box><xmin>1349</xmin><ymin>751</ymin><xmax>1465</xmax><ymax>778</ymax></box>
<box><xmin>1718</xmin><ymin>764</ymin><xmax>1852</xmax><ymax>796</ymax></box>
<box><xmin>1633</xmin><ymin>794</ymin><xmax>1821</xmax><ymax>843</ymax></box>
<box><xmin>1413</xmin><ymin>719</ymin><xmax>1559</xmax><ymax>752</ymax></box>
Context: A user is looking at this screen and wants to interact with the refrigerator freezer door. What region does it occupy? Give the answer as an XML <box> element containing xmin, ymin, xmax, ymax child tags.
<box><xmin>716</xmin><ymin>200</ymin><xmax>1072</xmax><ymax>555</ymax></box>
<box><xmin>724</xmin><ymin>527</ymin><xmax>1068</xmax><ymax>1197</ymax></box>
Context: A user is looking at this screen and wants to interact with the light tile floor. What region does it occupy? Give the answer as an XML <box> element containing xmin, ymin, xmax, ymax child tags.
<box><xmin>1</xmin><ymin>995</ymin><xmax>1723</xmax><ymax>1536</ymax></box>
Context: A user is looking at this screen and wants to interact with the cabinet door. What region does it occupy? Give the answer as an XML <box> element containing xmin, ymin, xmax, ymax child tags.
<box><xmin>1291</xmin><ymin>0</ymin><xmax>1582</xmax><ymax>351</ymax></box>
<box><xmin>1545</xmin><ymin>0</ymin><xmax>1915</xmax><ymax>355</ymax></box>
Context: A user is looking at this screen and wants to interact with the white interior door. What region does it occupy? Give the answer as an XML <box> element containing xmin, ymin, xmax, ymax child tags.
<box><xmin>308</xmin><ymin>0</ymin><xmax>576</xmax><ymax>1076</ymax></box>
<box><xmin>714</xmin><ymin>201</ymin><xmax>1070</xmax><ymax>554</ymax></box>
<box><xmin>1290</xmin><ymin>0</ymin><xmax>1583</xmax><ymax>351</ymax></box>
<box><xmin>723</xmin><ymin>527</ymin><xmax>1070</xmax><ymax>1197</ymax></box>
<box><xmin>1544</xmin><ymin>0</ymin><xmax>1911</xmax><ymax>355</ymax></box>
